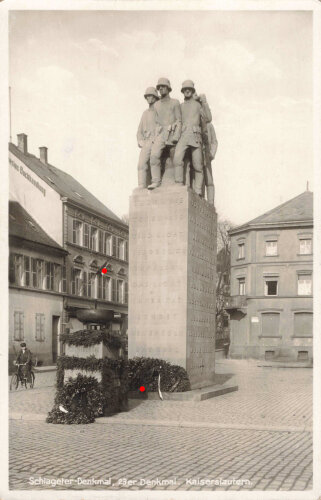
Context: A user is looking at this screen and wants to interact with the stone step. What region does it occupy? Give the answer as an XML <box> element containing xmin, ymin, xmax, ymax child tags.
<box><xmin>129</xmin><ymin>380</ymin><xmax>239</xmax><ymax>402</ymax></box>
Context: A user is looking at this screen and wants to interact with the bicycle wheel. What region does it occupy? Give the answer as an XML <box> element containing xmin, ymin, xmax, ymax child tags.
<box><xmin>28</xmin><ymin>372</ymin><xmax>35</xmax><ymax>389</ymax></box>
<box><xmin>10</xmin><ymin>374</ymin><xmax>19</xmax><ymax>390</ymax></box>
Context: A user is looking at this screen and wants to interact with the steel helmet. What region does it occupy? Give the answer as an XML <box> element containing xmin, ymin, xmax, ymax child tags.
<box><xmin>181</xmin><ymin>80</ymin><xmax>195</xmax><ymax>93</ymax></box>
<box><xmin>144</xmin><ymin>87</ymin><xmax>159</xmax><ymax>100</ymax></box>
<box><xmin>156</xmin><ymin>77</ymin><xmax>172</xmax><ymax>92</ymax></box>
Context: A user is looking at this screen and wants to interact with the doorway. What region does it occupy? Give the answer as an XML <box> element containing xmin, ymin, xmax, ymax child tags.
<box><xmin>52</xmin><ymin>316</ymin><xmax>60</xmax><ymax>363</ymax></box>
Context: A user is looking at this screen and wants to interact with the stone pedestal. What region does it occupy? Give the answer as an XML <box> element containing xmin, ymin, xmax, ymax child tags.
<box><xmin>128</xmin><ymin>185</ymin><xmax>217</xmax><ymax>389</ymax></box>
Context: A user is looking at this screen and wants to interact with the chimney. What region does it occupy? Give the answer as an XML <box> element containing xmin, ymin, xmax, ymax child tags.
<box><xmin>39</xmin><ymin>146</ymin><xmax>48</xmax><ymax>164</ymax></box>
<box><xmin>17</xmin><ymin>133</ymin><xmax>28</xmax><ymax>154</ymax></box>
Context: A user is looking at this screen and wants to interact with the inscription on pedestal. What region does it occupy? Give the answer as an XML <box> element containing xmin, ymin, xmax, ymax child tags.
<box><xmin>128</xmin><ymin>186</ymin><xmax>217</xmax><ymax>388</ymax></box>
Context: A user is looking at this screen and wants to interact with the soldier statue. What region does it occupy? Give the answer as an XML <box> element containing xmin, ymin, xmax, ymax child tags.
<box><xmin>148</xmin><ymin>78</ymin><xmax>182</xmax><ymax>190</ymax></box>
<box><xmin>202</xmin><ymin>121</ymin><xmax>218</xmax><ymax>205</ymax></box>
<box><xmin>173</xmin><ymin>80</ymin><xmax>212</xmax><ymax>196</ymax></box>
<box><xmin>136</xmin><ymin>87</ymin><xmax>159</xmax><ymax>189</ymax></box>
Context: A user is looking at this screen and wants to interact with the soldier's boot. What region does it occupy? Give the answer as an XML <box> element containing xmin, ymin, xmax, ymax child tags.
<box><xmin>194</xmin><ymin>170</ymin><xmax>204</xmax><ymax>196</ymax></box>
<box><xmin>148</xmin><ymin>164</ymin><xmax>161</xmax><ymax>189</ymax></box>
<box><xmin>206</xmin><ymin>185</ymin><xmax>215</xmax><ymax>205</ymax></box>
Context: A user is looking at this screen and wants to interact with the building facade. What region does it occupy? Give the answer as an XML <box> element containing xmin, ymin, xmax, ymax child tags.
<box><xmin>9</xmin><ymin>134</ymin><xmax>129</xmax><ymax>362</ymax></box>
<box><xmin>9</xmin><ymin>201</ymin><xmax>68</xmax><ymax>367</ymax></box>
<box><xmin>226</xmin><ymin>191</ymin><xmax>313</xmax><ymax>361</ymax></box>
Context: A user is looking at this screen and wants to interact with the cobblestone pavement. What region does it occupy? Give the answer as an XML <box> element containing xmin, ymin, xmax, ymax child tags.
<box><xmin>9</xmin><ymin>420</ymin><xmax>312</xmax><ymax>491</ymax></box>
<box><xmin>9</xmin><ymin>360</ymin><xmax>313</xmax><ymax>430</ymax></box>
<box><xmin>9</xmin><ymin>360</ymin><xmax>313</xmax><ymax>492</ymax></box>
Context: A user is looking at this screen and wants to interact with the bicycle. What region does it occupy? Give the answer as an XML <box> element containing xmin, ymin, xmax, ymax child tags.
<box><xmin>10</xmin><ymin>362</ymin><xmax>35</xmax><ymax>390</ymax></box>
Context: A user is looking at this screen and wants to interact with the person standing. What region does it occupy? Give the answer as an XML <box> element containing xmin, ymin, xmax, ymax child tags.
<box><xmin>148</xmin><ymin>78</ymin><xmax>182</xmax><ymax>189</ymax></box>
<box><xmin>173</xmin><ymin>80</ymin><xmax>212</xmax><ymax>196</ymax></box>
<box><xmin>15</xmin><ymin>342</ymin><xmax>32</xmax><ymax>383</ymax></box>
<box><xmin>136</xmin><ymin>87</ymin><xmax>159</xmax><ymax>189</ymax></box>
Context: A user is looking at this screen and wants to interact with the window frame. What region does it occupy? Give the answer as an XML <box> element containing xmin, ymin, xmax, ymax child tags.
<box><xmin>238</xmin><ymin>277</ymin><xmax>246</xmax><ymax>296</ymax></box>
<box><xmin>264</xmin><ymin>277</ymin><xmax>279</xmax><ymax>296</ymax></box>
<box><xmin>72</xmin><ymin>219</ymin><xmax>83</xmax><ymax>246</ymax></box>
<box><xmin>297</xmin><ymin>273</ymin><xmax>312</xmax><ymax>296</ymax></box>
<box><xmin>265</xmin><ymin>240</ymin><xmax>278</xmax><ymax>257</ymax></box>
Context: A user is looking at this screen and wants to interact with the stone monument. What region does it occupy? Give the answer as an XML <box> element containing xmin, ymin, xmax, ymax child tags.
<box><xmin>129</xmin><ymin>78</ymin><xmax>218</xmax><ymax>389</ymax></box>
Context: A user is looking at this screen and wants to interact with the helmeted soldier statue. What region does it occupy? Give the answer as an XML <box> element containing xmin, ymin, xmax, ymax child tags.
<box><xmin>202</xmin><ymin>121</ymin><xmax>218</xmax><ymax>205</ymax></box>
<box><xmin>148</xmin><ymin>78</ymin><xmax>182</xmax><ymax>190</ymax></box>
<box><xmin>136</xmin><ymin>87</ymin><xmax>159</xmax><ymax>189</ymax></box>
<box><xmin>173</xmin><ymin>80</ymin><xmax>212</xmax><ymax>196</ymax></box>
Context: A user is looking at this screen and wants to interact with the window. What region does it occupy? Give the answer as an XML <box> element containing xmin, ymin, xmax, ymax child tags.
<box><xmin>111</xmin><ymin>278</ymin><xmax>117</xmax><ymax>302</ymax></box>
<box><xmin>118</xmin><ymin>239</ymin><xmax>124</xmax><ymax>260</ymax></box>
<box><xmin>9</xmin><ymin>254</ymin><xmax>23</xmax><ymax>285</ymax></box>
<box><xmin>112</xmin><ymin>235</ymin><xmax>117</xmax><ymax>257</ymax></box>
<box><xmin>125</xmin><ymin>241</ymin><xmax>129</xmax><ymax>261</ymax></box>
<box><xmin>71</xmin><ymin>268</ymin><xmax>81</xmax><ymax>295</ymax></box>
<box><xmin>88</xmin><ymin>272</ymin><xmax>96</xmax><ymax>298</ymax></box>
<box><xmin>72</xmin><ymin>220</ymin><xmax>82</xmax><ymax>245</ymax></box>
<box><xmin>31</xmin><ymin>258</ymin><xmax>43</xmax><ymax>289</ymax></box>
<box><xmin>238</xmin><ymin>277</ymin><xmax>246</xmax><ymax>296</ymax></box>
<box><xmin>265</xmin><ymin>240</ymin><xmax>278</xmax><ymax>256</ymax></box>
<box><xmin>82</xmin><ymin>271</ymin><xmax>88</xmax><ymax>297</ymax></box>
<box><xmin>45</xmin><ymin>262</ymin><xmax>55</xmax><ymax>291</ymax></box>
<box><xmin>264</xmin><ymin>278</ymin><xmax>278</xmax><ymax>296</ymax></box>
<box><xmin>237</xmin><ymin>243</ymin><xmax>245</xmax><ymax>259</ymax></box>
<box><xmin>53</xmin><ymin>264</ymin><xmax>61</xmax><ymax>292</ymax></box>
<box><xmin>62</xmin><ymin>265</ymin><xmax>67</xmax><ymax>293</ymax></box>
<box><xmin>9</xmin><ymin>254</ymin><xmax>15</xmax><ymax>284</ymax></box>
<box><xmin>105</xmin><ymin>233</ymin><xmax>112</xmax><ymax>256</ymax></box>
<box><xmin>298</xmin><ymin>274</ymin><xmax>312</xmax><ymax>295</ymax></box>
<box><xmin>262</xmin><ymin>312</ymin><xmax>280</xmax><ymax>337</ymax></box>
<box><xmin>35</xmin><ymin>313</ymin><xmax>45</xmax><ymax>341</ymax></box>
<box><xmin>294</xmin><ymin>312</ymin><xmax>313</xmax><ymax>337</ymax></box>
<box><xmin>83</xmin><ymin>223</ymin><xmax>89</xmax><ymax>248</ymax></box>
<box><xmin>299</xmin><ymin>239</ymin><xmax>312</xmax><ymax>255</ymax></box>
<box><xmin>13</xmin><ymin>311</ymin><xmax>24</xmax><ymax>341</ymax></box>
<box><xmin>125</xmin><ymin>282</ymin><xmax>128</xmax><ymax>304</ymax></box>
<box><xmin>98</xmin><ymin>275</ymin><xmax>111</xmax><ymax>300</ymax></box>
<box><xmin>105</xmin><ymin>276</ymin><xmax>111</xmax><ymax>301</ymax></box>
<box><xmin>89</xmin><ymin>227</ymin><xmax>97</xmax><ymax>251</ymax></box>
<box><xmin>98</xmin><ymin>230</ymin><xmax>104</xmax><ymax>254</ymax></box>
<box><xmin>23</xmin><ymin>256</ymin><xmax>30</xmax><ymax>286</ymax></box>
<box><xmin>117</xmin><ymin>279</ymin><xmax>125</xmax><ymax>303</ymax></box>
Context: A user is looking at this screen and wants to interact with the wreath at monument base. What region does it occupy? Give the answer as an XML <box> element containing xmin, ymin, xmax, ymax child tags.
<box><xmin>128</xmin><ymin>357</ymin><xmax>191</xmax><ymax>392</ymax></box>
<box><xmin>46</xmin><ymin>374</ymin><xmax>106</xmax><ymax>425</ymax></box>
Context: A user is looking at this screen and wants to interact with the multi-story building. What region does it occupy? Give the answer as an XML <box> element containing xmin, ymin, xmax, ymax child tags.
<box><xmin>9</xmin><ymin>133</ymin><xmax>129</xmax><ymax>359</ymax></box>
<box><xmin>226</xmin><ymin>190</ymin><xmax>313</xmax><ymax>361</ymax></box>
<box><xmin>9</xmin><ymin>201</ymin><xmax>68</xmax><ymax>366</ymax></box>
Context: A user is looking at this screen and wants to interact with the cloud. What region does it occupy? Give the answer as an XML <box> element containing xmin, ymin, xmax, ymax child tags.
<box><xmin>88</xmin><ymin>38</ymin><xmax>119</xmax><ymax>58</ymax></box>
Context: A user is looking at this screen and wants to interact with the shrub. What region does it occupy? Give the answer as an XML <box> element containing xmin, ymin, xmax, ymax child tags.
<box><xmin>128</xmin><ymin>357</ymin><xmax>190</xmax><ymax>393</ymax></box>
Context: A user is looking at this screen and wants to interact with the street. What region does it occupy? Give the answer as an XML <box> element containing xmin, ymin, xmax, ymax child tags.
<box><xmin>9</xmin><ymin>360</ymin><xmax>313</xmax><ymax>492</ymax></box>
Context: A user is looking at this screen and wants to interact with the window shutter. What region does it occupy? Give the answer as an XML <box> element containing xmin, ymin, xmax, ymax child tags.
<box><xmin>112</xmin><ymin>279</ymin><xmax>117</xmax><ymax>302</ymax></box>
<box><xmin>112</xmin><ymin>236</ymin><xmax>117</xmax><ymax>257</ymax></box>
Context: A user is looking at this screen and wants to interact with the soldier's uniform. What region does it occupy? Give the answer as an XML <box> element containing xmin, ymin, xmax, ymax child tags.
<box><xmin>149</xmin><ymin>78</ymin><xmax>182</xmax><ymax>188</ymax></box>
<box><xmin>203</xmin><ymin>122</ymin><xmax>218</xmax><ymax>205</ymax></box>
<box><xmin>136</xmin><ymin>87</ymin><xmax>159</xmax><ymax>188</ymax></box>
<box><xmin>174</xmin><ymin>81</ymin><xmax>212</xmax><ymax>195</ymax></box>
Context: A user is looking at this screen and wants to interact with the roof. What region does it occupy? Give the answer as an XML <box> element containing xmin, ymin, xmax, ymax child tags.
<box><xmin>9</xmin><ymin>201</ymin><xmax>67</xmax><ymax>253</ymax></box>
<box><xmin>9</xmin><ymin>142</ymin><xmax>124</xmax><ymax>226</ymax></box>
<box><xmin>230</xmin><ymin>191</ymin><xmax>313</xmax><ymax>234</ymax></box>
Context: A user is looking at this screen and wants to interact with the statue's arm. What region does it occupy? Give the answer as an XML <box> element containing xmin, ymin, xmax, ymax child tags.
<box><xmin>172</xmin><ymin>101</ymin><xmax>182</xmax><ymax>144</ymax></box>
<box><xmin>199</xmin><ymin>96</ymin><xmax>212</xmax><ymax>124</ymax></box>
<box><xmin>136</xmin><ymin>114</ymin><xmax>145</xmax><ymax>148</ymax></box>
